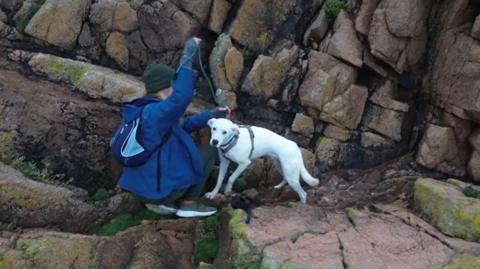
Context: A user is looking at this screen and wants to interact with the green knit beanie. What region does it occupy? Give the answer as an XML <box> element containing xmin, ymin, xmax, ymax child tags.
<box><xmin>143</xmin><ymin>62</ymin><xmax>175</xmax><ymax>94</ymax></box>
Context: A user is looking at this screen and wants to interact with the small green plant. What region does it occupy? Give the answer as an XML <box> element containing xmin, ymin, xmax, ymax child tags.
<box><xmin>194</xmin><ymin>215</ymin><xmax>219</xmax><ymax>265</ymax></box>
<box><xmin>233</xmin><ymin>178</ymin><xmax>247</xmax><ymax>193</ymax></box>
<box><xmin>93</xmin><ymin>188</ymin><xmax>109</xmax><ymax>201</ymax></box>
<box><xmin>16</xmin><ymin>0</ymin><xmax>46</xmax><ymax>33</ymax></box>
<box><xmin>463</xmin><ymin>186</ymin><xmax>480</xmax><ymax>199</ymax></box>
<box><xmin>9</xmin><ymin>156</ymin><xmax>66</xmax><ymax>186</ymax></box>
<box><xmin>324</xmin><ymin>0</ymin><xmax>346</xmax><ymax>22</ymax></box>
<box><xmin>96</xmin><ymin>209</ymin><xmax>164</xmax><ymax>236</ymax></box>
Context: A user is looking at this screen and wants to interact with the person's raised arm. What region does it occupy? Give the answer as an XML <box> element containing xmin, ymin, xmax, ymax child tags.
<box><xmin>145</xmin><ymin>38</ymin><xmax>201</xmax><ymax>127</ymax></box>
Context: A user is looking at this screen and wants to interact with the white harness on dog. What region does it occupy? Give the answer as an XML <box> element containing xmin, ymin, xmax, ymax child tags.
<box><xmin>220</xmin><ymin>125</ymin><xmax>255</xmax><ymax>159</ymax></box>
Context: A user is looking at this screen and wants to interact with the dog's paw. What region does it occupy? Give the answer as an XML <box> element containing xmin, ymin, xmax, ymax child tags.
<box><xmin>205</xmin><ymin>192</ymin><xmax>218</xmax><ymax>199</ymax></box>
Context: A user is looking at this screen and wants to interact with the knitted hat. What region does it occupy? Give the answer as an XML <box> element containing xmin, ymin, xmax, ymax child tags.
<box><xmin>143</xmin><ymin>62</ymin><xmax>175</xmax><ymax>94</ymax></box>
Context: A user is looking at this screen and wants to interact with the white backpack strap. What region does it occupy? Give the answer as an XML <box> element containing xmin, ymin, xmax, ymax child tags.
<box><xmin>121</xmin><ymin>118</ymin><xmax>146</xmax><ymax>157</ymax></box>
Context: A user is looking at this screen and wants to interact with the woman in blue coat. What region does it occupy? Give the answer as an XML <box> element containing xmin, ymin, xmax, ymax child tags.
<box><xmin>118</xmin><ymin>37</ymin><xmax>228</xmax><ymax>218</ymax></box>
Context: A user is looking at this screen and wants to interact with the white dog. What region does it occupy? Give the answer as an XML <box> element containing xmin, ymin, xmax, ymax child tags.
<box><xmin>205</xmin><ymin>118</ymin><xmax>319</xmax><ymax>203</ymax></box>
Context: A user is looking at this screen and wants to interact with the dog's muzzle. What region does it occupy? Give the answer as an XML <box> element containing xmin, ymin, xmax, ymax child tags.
<box><xmin>211</xmin><ymin>139</ymin><xmax>219</xmax><ymax>146</ymax></box>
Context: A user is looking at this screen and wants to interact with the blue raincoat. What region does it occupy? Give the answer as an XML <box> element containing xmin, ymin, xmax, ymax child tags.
<box><xmin>118</xmin><ymin>67</ymin><xmax>215</xmax><ymax>202</ymax></box>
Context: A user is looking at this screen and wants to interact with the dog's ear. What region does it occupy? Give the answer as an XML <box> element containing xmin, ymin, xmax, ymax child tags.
<box><xmin>231</xmin><ymin>126</ymin><xmax>240</xmax><ymax>135</ymax></box>
<box><xmin>207</xmin><ymin>118</ymin><xmax>215</xmax><ymax>128</ymax></box>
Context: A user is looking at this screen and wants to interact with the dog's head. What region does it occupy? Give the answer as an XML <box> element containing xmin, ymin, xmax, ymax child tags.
<box><xmin>207</xmin><ymin>118</ymin><xmax>240</xmax><ymax>148</ymax></box>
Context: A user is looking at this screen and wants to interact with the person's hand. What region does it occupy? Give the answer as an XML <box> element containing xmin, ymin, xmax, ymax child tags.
<box><xmin>183</xmin><ymin>37</ymin><xmax>202</xmax><ymax>57</ymax></box>
<box><xmin>211</xmin><ymin>106</ymin><xmax>231</xmax><ymax>118</ymax></box>
<box><xmin>217</xmin><ymin>106</ymin><xmax>231</xmax><ymax>115</ymax></box>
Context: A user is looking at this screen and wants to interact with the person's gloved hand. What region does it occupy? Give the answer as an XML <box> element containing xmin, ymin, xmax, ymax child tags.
<box><xmin>179</xmin><ymin>37</ymin><xmax>201</xmax><ymax>68</ymax></box>
<box><xmin>211</xmin><ymin>106</ymin><xmax>231</xmax><ymax>118</ymax></box>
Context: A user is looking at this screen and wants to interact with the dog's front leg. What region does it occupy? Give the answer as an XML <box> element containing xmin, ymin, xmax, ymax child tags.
<box><xmin>224</xmin><ymin>161</ymin><xmax>250</xmax><ymax>194</ymax></box>
<box><xmin>205</xmin><ymin>154</ymin><xmax>230</xmax><ymax>199</ymax></box>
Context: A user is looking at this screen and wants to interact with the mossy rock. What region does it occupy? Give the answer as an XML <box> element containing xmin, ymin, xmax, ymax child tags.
<box><xmin>93</xmin><ymin>188</ymin><xmax>109</xmax><ymax>201</ymax></box>
<box><xmin>0</xmin><ymin>132</ymin><xmax>14</xmax><ymax>162</ymax></box>
<box><xmin>95</xmin><ymin>209</ymin><xmax>163</xmax><ymax>236</ymax></box>
<box><xmin>216</xmin><ymin>208</ymin><xmax>262</xmax><ymax>269</ymax></box>
<box><xmin>414</xmin><ymin>178</ymin><xmax>480</xmax><ymax>242</ymax></box>
<box><xmin>195</xmin><ymin>215</ymin><xmax>220</xmax><ymax>265</ymax></box>
<box><xmin>442</xmin><ymin>255</ymin><xmax>480</xmax><ymax>269</ymax></box>
<box><xmin>15</xmin><ymin>0</ymin><xmax>46</xmax><ymax>33</ymax></box>
<box><xmin>15</xmin><ymin>234</ymin><xmax>96</xmax><ymax>268</ymax></box>
<box><xmin>324</xmin><ymin>0</ymin><xmax>346</xmax><ymax>22</ymax></box>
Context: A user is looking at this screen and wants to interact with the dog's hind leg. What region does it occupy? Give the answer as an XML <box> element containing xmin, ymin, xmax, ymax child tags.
<box><xmin>224</xmin><ymin>160</ymin><xmax>250</xmax><ymax>194</ymax></box>
<box><xmin>281</xmin><ymin>162</ymin><xmax>307</xmax><ymax>203</ymax></box>
<box><xmin>289</xmin><ymin>179</ymin><xmax>307</xmax><ymax>204</ymax></box>
<box><xmin>272</xmin><ymin>159</ymin><xmax>286</xmax><ymax>189</ymax></box>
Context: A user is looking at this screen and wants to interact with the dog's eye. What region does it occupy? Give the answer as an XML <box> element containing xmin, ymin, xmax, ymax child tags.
<box><xmin>213</xmin><ymin>128</ymin><xmax>216</xmax><ymax>131</ymax></box>
<box><xmin>222</xmin><ymin>131</ymin><xmax>227</xmax><ymax>135</ymax></box>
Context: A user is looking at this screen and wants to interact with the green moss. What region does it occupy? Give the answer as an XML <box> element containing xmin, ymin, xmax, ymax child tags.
<box><xmin>195</xmin><ymin>232</ymin><xmax>219</xmax><ymax>265</ymax></box>
<box><xmin>443</xmin><ymin>255</ymin><xmax>480</xmax><ymax>269</ymax></box>
<box><xmin>233</xmin><ymin>178</ymin><xmax>247</xmax><ymax>193</ymax></box>
<box><xmin>229</xmin><ymin>209</ymin><xmax>247</xmax><ymax>240</ymax></box>
<box><xmin>324</xmin><ymin>0</ymin><xmax>346</xmax><ymax>22</ymax></box>
<box><xmin>93</xmin><ymin>188</ymin><xmax>109</xmax><ymax>201</ymax></box>
<box><xmin>0</xmin><ymin>132</ymin><xmax>14</xmax><ymax>162</ymax></box>
<box><xmin>414</xmin><ymin>179</ymin><xmax>480</xmax><ymax>241</ymax></box>
<box><xmin>463</xmin><ymin>186</ymin><xmax>480</xmax><ymax>199</ymax></box>
<box><xmin>16</xmin><ymin>0</ymin><xmax>46</xmax><ymax>33</ymax></box>
<box><xmin>345</xmin><ymin>207</ymin><xmax>357</xmax><ymax>226</ymax></box>
<box><xmin>0</xmin><ymin>250</ymin><xmax>5</xmax><ymax>269</ymax></box>
<box><xmin>195</xmin><ymin>215</ymin><xmax>219</xmax><ymax>265</ymax></box>
<box><xmin>232</xmin><ymin>248</ymin><xmax>262</xmax><ymax>269</ymax></box>
<box><xmin>95</xmin><ymin>209</ymin><xmax>163</xmax><ymax>236</ymax></box>
<box><xmin>206</xmin><ymin>215</ymin><xmax>218</xmax><ymax>231</ymax></box>
<box><xmin>45</xmin><ymin>60</ymin><xmax>88</xmax><ymax>87</ymax></box>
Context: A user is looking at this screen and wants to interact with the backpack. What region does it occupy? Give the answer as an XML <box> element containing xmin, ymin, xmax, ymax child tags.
<box><xmin>110</xmin><ymin>96</ymin><xmax>172</xmax><ymax>167</ymax></box>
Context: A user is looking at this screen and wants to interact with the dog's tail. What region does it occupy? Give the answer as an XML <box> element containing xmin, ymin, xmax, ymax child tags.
<box><xmin>300</xmin><ymin>165</ymin><xmax>319</xmax><ymax>187</ymax></box>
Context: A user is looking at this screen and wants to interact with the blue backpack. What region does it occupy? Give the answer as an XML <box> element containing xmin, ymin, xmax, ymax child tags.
<box><xmin>110</xmin><ymin>96</ymin><xmax>171</xmax><ymax>167</ymax></box>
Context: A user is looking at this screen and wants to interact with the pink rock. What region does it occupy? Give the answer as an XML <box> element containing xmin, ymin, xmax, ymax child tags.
<box><xmin>246</xmin><ymin>204</ymin><xmax>330</xmax><ymax>248</ymax></box>
<box><xmin>327</xmin><ymin>11</ymin><xmax>363</xmax><ymax>67</ymax></box>
<box><xmin>262</xmin><ymin>231</ymin><xmax>343</xmax><ymax>269</ymax></box>
<box><xmin>355</xmin><ymin>0</ymin><xmax>380</xmax><ymax>35</ymax></box>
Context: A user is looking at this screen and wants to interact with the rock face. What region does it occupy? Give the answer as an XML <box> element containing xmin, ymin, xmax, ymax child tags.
<box><xmin>138</xmin><ymin>1</ymin><xmax>200</xmax><ymax>52</ymax></box>
<box><xmin>106</xmin><ymin>31</ymin><xmax>129</xmax><ymax>70</ymax></box>
<box><xmin>327</xmin><ymin>11</ymin><xmax>363</xmax><ymax>67</ymax></box>
<box><xmin>417</xmin><ymin>124</ymin><xmax>466</xmax><ymax>177</ymax></box>
<box><xmin>241</xmin><ymin>55</ymin><xmax>284</xmax><ymax>99</ymax></box>
<box><xmin>415</xmin><ymin>178</ymin><xmax>480</xmax><ymax>242</ymax></box>
<box><xmin>228</xmin><ymin>0</ymin><xmax>296</xmax><ymax>50</ymax></box>
<box><xmin>364</xmin><ymin>104</ymin><xmax>405</xmax><ymax>141</ymax></box>
<box><xmin>215</xmin><ymin>204</ymin><xmax>475</xmax><ymax>269</ymax></box>
<box><xmin>320</xmin><ymin>85</ymin><xmax>368</xmax><ymax>130</ymax></box>
<box><xmin>208</xmin><ymin>0</ymin><xmax>231</xmax><ymax>33</ymax></box>
<box><xmin>0</xmin><ymin>220</ymin><xmax>195</xmax><ymax>269</ymax></box>
<box><xmin>26</xmin><ymin>52</ymin><xmax>145</xmax><ymax>102</ymax></box>
<box><xmin>291</xmin><ymin>113</ymin><xmax>314</xmax><ymax>135</ymax></box>
<box><xmin>0</xmin><ymin>69</ymin><xmax>120</xmax><ymax>191</ymax></box>
<box><xmin>468</xmin><ymin>129</ymin><xmax>480</xmax><ymax>182</ymax></box>
<box><xmin>0</xmin><ymin>162</ymin><xmax>142</xmax><ymax>232</ymax></box>
<box><xmin>303</xmin><ymin>8</ymin><xmax>329</xmax><ymax>45</ymax></box>
<box><xmin>299</xmin><ymin>51</ymin><xmax>358</xmax><ymax>115</ymax></box>
<box><xmin>24</xmin><ymin>0</ymin><xmax>90</xmax><ymax>49</ymax></box>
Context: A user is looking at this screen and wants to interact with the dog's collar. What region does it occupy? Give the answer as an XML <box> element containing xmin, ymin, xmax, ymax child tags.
<box><xmin>220</xmin><ymin>134</ymin><xmax>239</xmax><ymax>154</ymax></box>
<box><xmin>220</xmin><ymin>125</ymin><xmax>255</xmax><ymax>159</ymax></box>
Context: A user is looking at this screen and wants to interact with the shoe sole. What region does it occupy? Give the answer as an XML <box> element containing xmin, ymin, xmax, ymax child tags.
<box><xmin>176</xmin><ymin>210</ymin><xmax>217</xmax><ymax>218</ymax></box>
<box><xmin>146</xmin><ymin>204</ymin><xmax>177</xmax><ymax>215</ymax></box>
